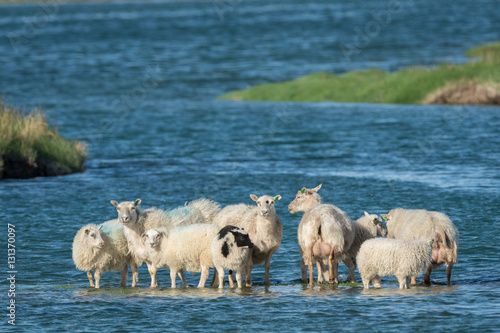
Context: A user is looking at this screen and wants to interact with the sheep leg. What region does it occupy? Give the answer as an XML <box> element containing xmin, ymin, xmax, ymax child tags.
<box><xmin>344</xmin><ymin>257</ymin><xmax>356</xmax><ymax>283</ymax></box>
<box><xmin>130</xmin><ymin>261</ymin><xmax>138</xmax><ymax>287</ymax></box>
<box><xmin>245</xmin><ymin>263</ymin><xmax>253</xmax><ymax>287</ymax></box>
<box><xmin>216</xmin><ymin>267</ymin><xmax>225</xmax><ymax>289</ymax></box>
<box><xmin>301</xmin><ymin>259</ymin><xmax>308</xmax><ymax>283</ymax></box>
<box><xmin>148</xmin><ymin>263</ymin><xmax>158</xmax><ymax>288</ymax></box>
<box><xmin>423</xmin><ymin>265</ymin><xmax>433</xmax><ymax>285</ymax></box>
<box><xmin>198</xmin><ymin>266</ymin><xmax>209</xmax><ymax>288</ymax></box>
<box><xmin>87</xmin><ymin>271</ymin><xmax>94</xmax><ymax>288</ymax></box>
<box><xmin>211</xmin><ymin>269</ymin><xmax>219</xmax><ymax>287</ymax></box>
<box><xmin>308</xmin><ymin>250</ymin><xmax>314</xmax><ymax>287</ymax></box>
<box><xmin>397</xmin><ymin>276</ymin><xmax>408</xmax><ymax>289</ymax></box>
<box><xmin>179</xmin><ymin>270</ymin><xmax>188</xmax><ymax>287</ymax></box>
<box><xmin>236</xmin><ymin>269</ymin><xmax>243</xmax><ymax>288</ymax></box>
<box><xmin>362</xmin><ymin>277</ymin><xmax>370</xmax><ymax>290</ymax></box>
<box><xmin>373</xmin><ymin>275</ymin><xmax>382</xmax><ymax>288</ymax></box>
<box><xmin>228</xmin><ymin>270</ymin><xmax>235</xmax><ymax>288</ymax></box>
<box><xmin>94</xmin><ymin>270</ymin><xmax>102</xmax><ymax>289</ymax></box>
<box><xmin>446</xmin><ymin>262</ymin><xmax>454</xmax><ymax>285</ymax></box>
<box><xmin>170</xmin><ymin>269</ymin><xmax>177</xmax><ymax>289</ymax></box>
<box><xmin>120</xmin><ymin>265</ymin><xmax>128</xmax><ymax>287</ymax></box>
<box><xmin>410</xmin><ymin>276</ymin><xmax>417</xmax><ymax>285</ymax></box>
<box><xmin>320</xmin><ymin>261</ymin><xmax>330</xmax><ymax>281</ymax></box>
<box><xmin>264</xmin><ymin>252</ymin><xmax>273</xmax><ymax>285</ymax></box>
<box><xmin>316</xmin><ymin>261</ymin><xmax>324</xmax><ymax>283</ymax></box>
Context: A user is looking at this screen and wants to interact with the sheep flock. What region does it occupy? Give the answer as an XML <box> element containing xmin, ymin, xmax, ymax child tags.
<box><xmin>72</xmin><ymin>184</ymin><xmax>459</xmax><ymax>290</ymax></box>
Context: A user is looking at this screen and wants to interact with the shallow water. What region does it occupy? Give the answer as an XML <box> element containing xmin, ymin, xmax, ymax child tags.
<box><xmin>1</xmin><ymin>0</ymin><xmax>500</xmax><ymax>332</ymax></box>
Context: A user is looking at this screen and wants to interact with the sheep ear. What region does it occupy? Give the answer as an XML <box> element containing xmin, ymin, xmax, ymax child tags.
<box><xmin>364</xmin><ymin>211</ymin><xmax>370</xmax><ymax>217</ymax></box>
<box><xmin>98</xmin><ymin>225</ymin><xmax>103</xmax><ymax>230</ymax></box>
<box><xmin>250</xmin><ymin>194</ymin><xmax>259</xmax><ymax>202</ymax></box>
<box><xmin>273</xmin><ymin>195</ymin><xmax>281</xmax><ymax>202</ymax></box>
<box><xmin>134</xmin><ymin>199</ymin><xmax>141</xmax><ymax>206</ymax></box>
<box><xmin>311</xmin><ymin>184</ymin><xmax>322</xmax><ymax>192</ymax></box>
<box><xmin>110</xmin><ymin>200</ymin><xmax>118</xmax><ymax>207</ymax></box>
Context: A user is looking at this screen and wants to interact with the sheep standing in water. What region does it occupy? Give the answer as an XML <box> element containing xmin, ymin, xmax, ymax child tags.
<box><xmin>213</xmin><ymin>194</ymin><xmax>282</xmax><ymax>286</ymax></box>
<box><xmin>357</xmin><ymin>237</ymin><xmax>433</xmax><ymax>289</ymax></box>
<box><xmin>211</xmin><ymin>226</ymin><xmax>254</xmax><ymax>288</ymax></box>
<box><xmin>72</xmin><ymin>220</ymin><xmax>139</xmax><ymax>288</ymax></box>
<box><xmin>288</xmin><ymin>184</ymin><xmax>354</xmax><ymax>286</ymax></box>
<box><xmin>382</xmin><ymin>208</ymin><xmax>458</xmax><ymax>285</ymax></box>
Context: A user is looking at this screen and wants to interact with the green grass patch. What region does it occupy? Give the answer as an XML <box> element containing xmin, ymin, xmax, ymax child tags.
<box><xmin>0</xmin><ymin>101</ymin><xmax>86</xmax><ymax>178</ymax></box>
<box><xmin>218</xmin><ymin>42</ymin><xmax>500</xmax><ymax>105</ymax></box>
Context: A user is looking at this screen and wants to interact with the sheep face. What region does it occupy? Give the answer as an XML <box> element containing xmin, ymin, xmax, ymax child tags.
<box><xmin>250</xmin><ymin>194</ymin><xmax>281</xmax><ymax>218</ymax></box>
<box><xmin>110</xmin><ymin>199</ymin><xmax>141</xmax><ymax>224</ymax></box>
<box><xmin>85</xmin><ymin>225</ymin><xmax>105</xmax><ymax>248</ymax></box>
<box><xmin>288</xmin><ymin>184</ymin><xmax>322</xmax><ymax>214</ymax></box>
<box><xmin>364</xmin><ymin>212</ymin><xmax>388</xmax><ymax>237</ymax></box>
<box><xmin>142</xmin><ymin>229</ymin><xmax>163</xmax><ymax>249</ymax></box>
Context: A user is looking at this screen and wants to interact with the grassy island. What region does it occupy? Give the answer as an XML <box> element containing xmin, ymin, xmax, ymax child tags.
<box><xmin>218</xmin><ymin>42</ymin><xmax>500</xmax><ymax>105</ymax></box>
<box><xmin>0</xmin><ymin>102</ymin><xmax>86</xmax><ymax>179</ymax></box>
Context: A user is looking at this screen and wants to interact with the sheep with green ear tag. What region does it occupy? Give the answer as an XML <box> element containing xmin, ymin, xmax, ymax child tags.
<box><xmin>212</xmin><ymin>194</ymin><xmax>282</xmax><ymax>287</ymax></box>
<box><xmin>288</xmin><ymin>184</ymin><xmax>355</xmax><ymax>287</ymax></box>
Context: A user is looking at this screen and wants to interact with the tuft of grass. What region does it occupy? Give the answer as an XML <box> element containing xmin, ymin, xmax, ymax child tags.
<box><xmin>218</xmin><ymin>42</ymin><xmax>500</xmax><ymax>105</ymax></box>
<box><xmin>466</xmin><ymin>41</ymin><xmax>500</xmax><ymax>62</ymax></box>
<box><xmin>0</xmin><ymin>101</ymin><xmax>87</xmax><ymax>177</ymax></box>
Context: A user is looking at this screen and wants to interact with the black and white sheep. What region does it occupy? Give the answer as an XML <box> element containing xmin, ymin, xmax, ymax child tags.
<box><xmin>211</xmin><ymin>226</ymin><xmax>254</xmax><ymax>288</ymax></box>
<box><xmin>213</xmin><ymin>194</ymin><xmax>282</xmax><ymax>286</ymax></box>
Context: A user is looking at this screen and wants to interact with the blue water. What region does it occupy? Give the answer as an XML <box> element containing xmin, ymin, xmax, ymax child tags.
<box><xmin>1</xmin><ymin>0</ymin><xmax>500</xmax><ymax>331</ymax></box>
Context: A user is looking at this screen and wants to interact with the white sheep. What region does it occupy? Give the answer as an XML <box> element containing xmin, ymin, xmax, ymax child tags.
<box><xmin>381</xmin><ymin>208</ymin><xmax>459</xmax><ymax>285</ymax></box>
<box><xmin>357</xmin><ymin>237</ymin><xmax>433</xmax><ymax>289</ymax></box>
<box><xmin>110</xmin><ymin>198</ymin><xmax>220</xmax><ymax>288</ymax></box>
<box><xmin>343</xmin><ymin>212</ymin><xmax>387</xmax><ymax>282</ymax></box>
<box><xmin>211</xmin><ymin>225</ymin><xmax>254</xmax><ymax>288</ymax></box>
<box><xmin>142</xmin><ymin>224</ymin><xmax>219</xmax><ymax>288</ymax></box>
<box><xmin>288</xmin><ymin>184</ymin><xmax>354</xmax><ymax>286</ymax></box>
<box><xmin>213</xmin><ymin>194</ymin><xmax>282</xmax><ymax>286</ymax></box>
<box><xmin>72</xmin><ymin>220</ymin><xmax>139</xmax><ymax>288</ymax></box>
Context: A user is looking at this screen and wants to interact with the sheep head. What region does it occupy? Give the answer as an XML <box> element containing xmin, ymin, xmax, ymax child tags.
<box><xmin>288</xmin><ymin>184</ymin><xmax>322</xmax><ymax>214</ymax></box>
<box><xmin>84</xmin><ymin>225</ymin><xmax>105</xmax><ymax>248</ymax></box>
<box><xmin>250</xmin><ymin>194</ymin><xmax>281</xmax><ymax>218</ymax></box>
<box><xmin>364</xmin><ymin>211</ymin><xmax>387</xmax><ymax>237</ymax></box>
<box><xmin>142</xmin><ymin>228</ymin><xmax>164</xmax><ymax>249</ymax></box>
<box><xmin>111</xmin><ymin>199</ymin><xmax>141</xmax><ymax>225</ymax></box>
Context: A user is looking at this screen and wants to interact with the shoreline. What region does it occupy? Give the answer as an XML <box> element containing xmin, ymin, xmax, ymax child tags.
<box><xmin>218</xmin><ymin>42</ymin><xmax>500</xmax><ymax>106</ymax></box>
<box><xmin>0</xmin><ymin>103</ymin><xmax>87</xmax><ymax>180</ymax></box>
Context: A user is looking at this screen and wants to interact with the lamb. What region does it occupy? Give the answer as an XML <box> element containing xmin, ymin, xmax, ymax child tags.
<box><xmin>381</xmin><ymin>208</ymin><xmax>459</xmax><ymax>285</ymax></box>
<box><xmin>213</xmin><ymin>194</ymin><xmax>283</xmax><ymax>286</ymax></box>
<box><xmin>357</xmin><ymin>237</ymin><xmax>433</xmax><ymax>289</ymax></box>
<box><xmin>343</xmin><ymin>212</ymin><xmax>387</xmax><ymax>282</ymax></box>
<box><xmin>288</xmin><ymin>184</ymin><xmax>354</xmax><ymax>286</ymax></box>
<box><xmin>72</xmin><ymin>220</ymin><xmax>139</xmax><ymax>288</ymax></box>
<box><xmin>110</xmin><ymin>198</ymin><xmax>220</xmax><ymax>287</ymax></box>
<box><xmin>211</xmin><ymin>226</ymin><xmax>254</xmax><ymax>288</ymax></box>
<box><xmin>142</xmin><ymin>224</ymin><xmax>219</xmax><ymax>288</ymax></box>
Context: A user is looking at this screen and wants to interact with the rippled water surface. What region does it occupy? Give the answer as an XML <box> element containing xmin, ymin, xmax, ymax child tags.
<box><xmin>1</xmin><ymin>0</ymin><xmax>500</xmax><ymax>332</ymax></box>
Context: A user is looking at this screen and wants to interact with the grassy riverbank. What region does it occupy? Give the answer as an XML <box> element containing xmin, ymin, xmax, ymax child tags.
<box><xmin>0</xmin><ymin>102</ymin><xmax>86</xmax><ymax>179</ymax></box>
<box><xmin>218</xmin><ymin>42</ymin><xmax>500</xmax><ymax>105</ymax></box>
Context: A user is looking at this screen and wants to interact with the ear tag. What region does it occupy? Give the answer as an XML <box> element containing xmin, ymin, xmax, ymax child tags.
<box><xmin>300</xmin><ymin>189</ymin><xmax>306</xmax><ymax>194</ymax></box>
<box><xmin>382</xmin><ymin>216</ymin><xmax>388</xmax><ymax>221</ymax></box>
